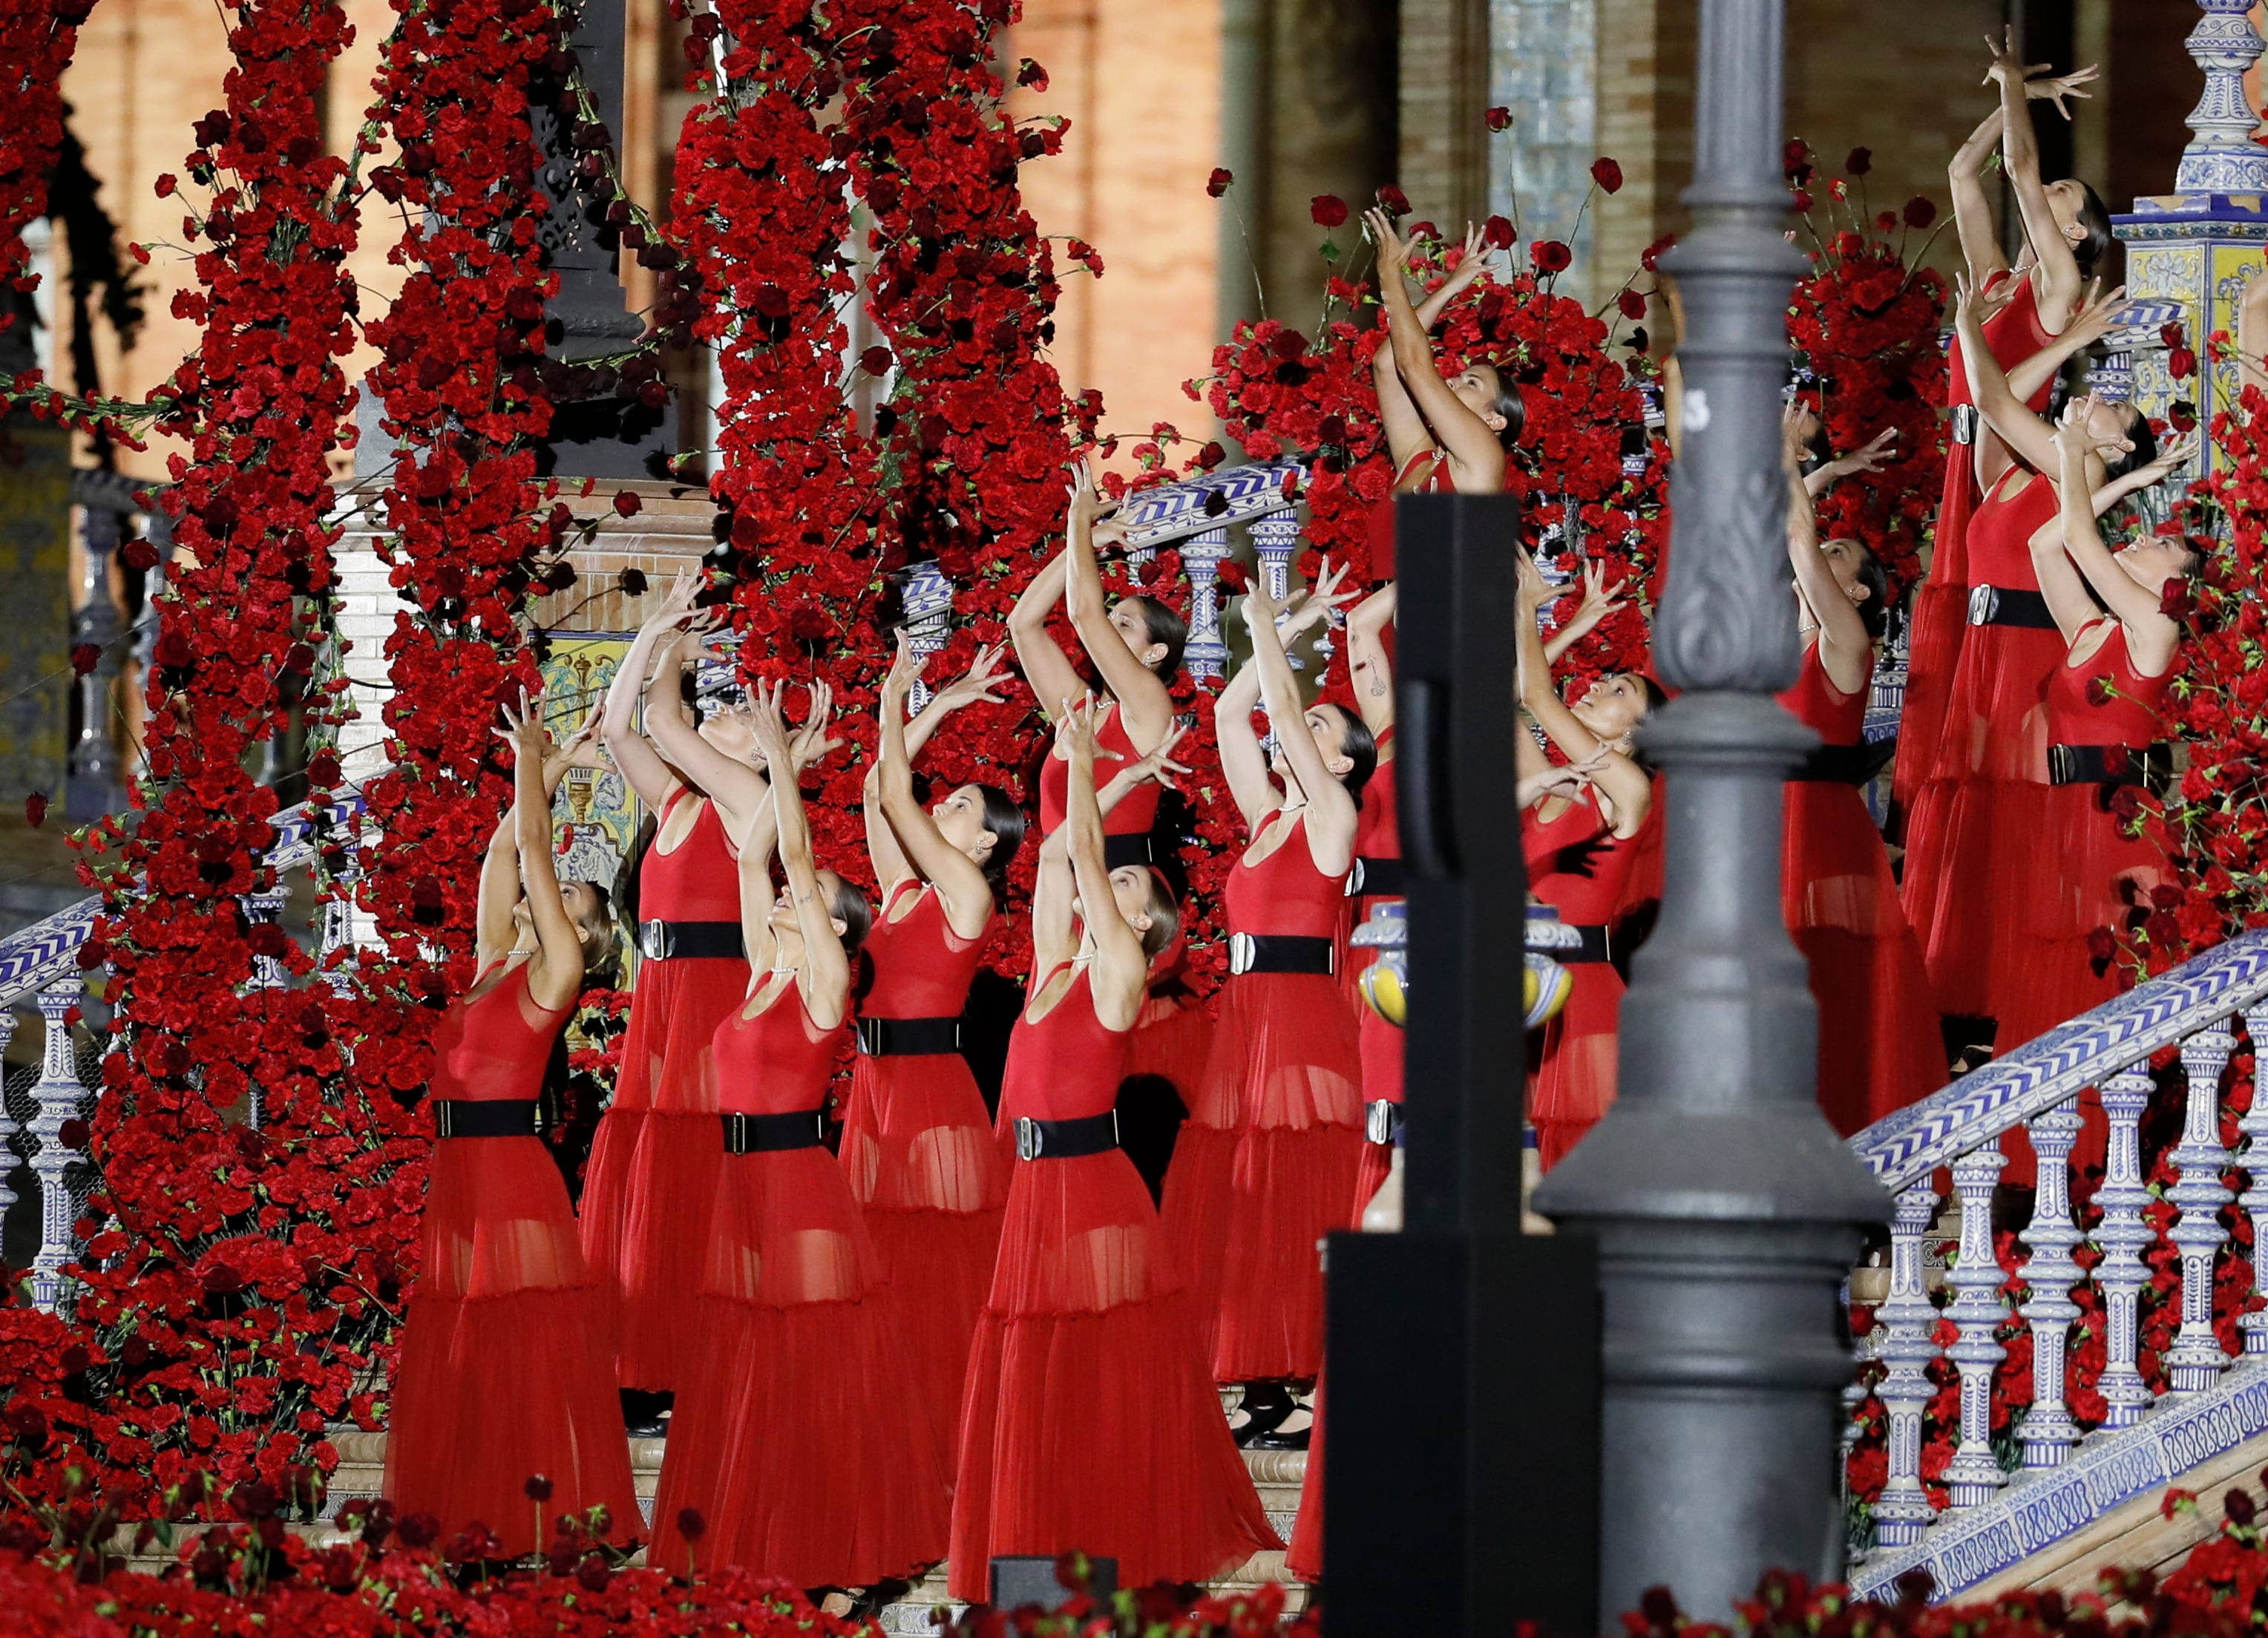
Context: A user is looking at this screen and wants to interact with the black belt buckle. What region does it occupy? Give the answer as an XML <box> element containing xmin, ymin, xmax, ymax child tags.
<box><xmin>638</xmin><ymin>919</ymin><xmax>671</xmax><ymax>960</ymax></box>
<box><xmin>1346</xmin><ymin>856</ymin><xmax>1405</xmax><ymax>899</ymax></box>
<box><xmin>1967</xmin><ymin>585</ymin><xmax>1997</xmax><ymax>626</ymax></box>
<box><xmin>1015</xmin><ymin>1109</ymin><xmax>1118</xmax><ymax>1161</ymax></box>
<box><xmin>1015</xmin><ymin>1116</ymin><xmax>1043</xmax><ymax>1162</ymax></box>
<box><xmin>1365</xmin><ymin>1099</ymin><xmax>1403</xmax><ymax>1145</ymax></box>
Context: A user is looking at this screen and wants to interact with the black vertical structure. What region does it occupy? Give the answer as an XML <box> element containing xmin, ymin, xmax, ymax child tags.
<box><xmin>1531</xmin><ymin>0</ymin><xmax>1888</xmax><ymax>1621</ymax></box>
<box><xmin>532</xmin><ymin>0</ymin><xmax>675</xmax><ymax>476</ymax></box>
<box><xmin>1323</xmin><ymin>493</ymin><xmax>1600</xmax><ymax>1637</ymax></box>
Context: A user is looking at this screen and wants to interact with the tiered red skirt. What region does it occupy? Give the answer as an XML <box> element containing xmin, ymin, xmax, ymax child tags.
<box><xmin>947</xmin><ymin>1148</ymin><xmax>1278</xmax><ymax>1602</ymax></box>
<box><xmin>386</xmin><ymin>1136</ymin><xmax>639</xmax><ymax>1558</ymax></box>
<box><xmin>836</xmin><ymin>1050</ymin><xmax>1008</xmax><ymax>1464</ymax></box>
<box><xmin>577</xmin><ymin>954</ymin><xmax>747</xmax><ymax>1390</ymax></box>
<box><xmin>649</xmin><ymin>1144</ymin><xmax>949</xmax><ymax>1585</ymax></box>
<box><xmin>1161</xmin><ymin>970</ymin><xmax>1364</xmax><ymax>1383</ymax></box>
<box><xmin>1529</xmin><ymin>964</ymin><xmax>1623</xmax><ymax>1171</ymax></box>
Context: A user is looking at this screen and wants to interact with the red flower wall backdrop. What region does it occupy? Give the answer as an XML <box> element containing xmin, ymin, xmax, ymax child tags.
<box><xmin>0</xmin><ymin>0</ymin><xmax>88</xmax><ymax>351</ymax></box>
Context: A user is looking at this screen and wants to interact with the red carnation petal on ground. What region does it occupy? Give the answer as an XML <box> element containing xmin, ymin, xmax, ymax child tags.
<box><xmin>1207</xmin><ymin>166</ymin><xmax>1233</xmax><ymax>198</ymax></box>
<box><xmin>24</xmin><ymin>793</ymin><xmax>45</xmax><ymax>828</ymax></box>
<box><xmin>1590</xmin><ymin>157</ymin><xmax>1623</xmax><ymax>194</ymax></box>
<box><xmin>1310</xmin><ymin>194</ymin><xmax>1348</xmax><ymax>228</ymax></box>
<box><xmin>612</xmin><ymin>491</ymin><xmax>642</xmax><ymax>518</ymax></box>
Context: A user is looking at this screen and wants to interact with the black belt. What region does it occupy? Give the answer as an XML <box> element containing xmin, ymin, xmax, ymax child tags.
<box><xmin>1523</xmin><ymin>921</ymin><xmax>1613</xmax><ymax>964</ymax></box>
<box><xmin>1365</xmin><ymin>1099</ymin><xmax>1403</xmax><ymax>1145</ymax></box>
<box><xmin>1347</xmin><ymin>856</ymin><xmax>1404</xmax><ymax>898</ymax></box>
<box><xmin>1226</xmin><ymin>932</ymin><xmax>1335</xmax><ymax>977</ymax></box>
<box><xmin>2047</xmin><ymin>741</ymin><xmax>2169</xmax><ymax>788</ymax></box>
<box><xmin>856</xmin><ymin>1015</ymin><xmax>962</xmax><ymax>1056</ymax></box>
<box><xmin>1013</xmin><ymin>1109</ymin><xmax>1119</xmax><ymax>1162</ymax></box>
<box><xmin>1792</xmin><ymin>739</ymin><xmax>1895</xmax><ymax>785</ymax></box>
<box><xmin>433</xmin><ymin>1099</ymin><xmax>538</xmax><ymax>1139</ymax></box>
<box><xmin>721</xmin><ymin>1108</ymin><xmax>828</xmax><ymax>1153</ymax></box>
<box><xmin>1103</xmin><ymin>833</ymin><xmax>1153</xmax><ymax>869</ymax></box>
<box><xmin>1967</xmin><ymin>586</ymin><xmax>2058</xmax><ymax>629</ymax></box>
<box><xmin>638</xmin><ymin>919</ymin><xmax>744</xmax><ymax>960</ymax></box>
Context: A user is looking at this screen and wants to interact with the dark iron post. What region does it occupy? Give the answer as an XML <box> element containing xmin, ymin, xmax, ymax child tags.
<box><xmin>1530</xmin><ymin>0</ymin><xmax>1889</xmax><ymax>1619</ymax></box>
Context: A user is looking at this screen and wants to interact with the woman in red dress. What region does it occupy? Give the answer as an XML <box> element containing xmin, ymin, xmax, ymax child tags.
<box><xmin>585</xmin><ymin>572</ymin><xmax>815</xmax><ymax>1429</ymax></box>
<box><xmin>840</xmin><ymin>632</ymin><xmax>1025</xmax><ymax>1467</ymax></box>
<box><xmin>1514</xmin><ymin>553</ymin><xmax>1659</xmax><ymax>1170</ymax></box>
<box><xmin>651</xmin><ymin>686</ymin><xmax>948</xmax><ymax>1590</ymax></box>
<box><xmin>1908</xmin><ymin>275</ymin><xmax>2183</xmax><ymax>1045</ymax></box>
<box><xmin>387</xmin><ymin>695</ymin><xmax>638</xmax><ymax>1558</ymax></box>
<box><xmin>1162</xmin><ymin>574</ymin><xmax>1371</xmax><ymax>1446</ymax></box>
<box><xmin>1341</xmin><ymin>582</ymin><xmax>1405</xmax><ymax>1210</ymax></box>
<box><xmin>1993</xmin><ymin>406</ymin><xmax>2190</xmax><ymax>1052</ymax></box>
<box><xmin>1894</xmin><ymin>44</ymin><xmax>2107</xmax><ymax>860</ymax></box>
<box><xmin>950</xmin><ymin>697</ymin><xmax>1276</xmax><ymax>1599</ymax></box>
<box><xmin>1777</xmin><ymin>410</ymin><xmax>1942</xmax><ymax>1133</ymax></box>
<box><xmin>1011</xmin><ymin>464</ymin><xmax>1183</xmax><ymax>870</ymax></box>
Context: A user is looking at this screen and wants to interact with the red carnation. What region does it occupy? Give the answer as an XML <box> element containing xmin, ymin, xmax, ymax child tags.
<box><xmin>1481</xmin><ymin>214</ymin><xmax>1515</xmax><ymax>250</ymax></box>
<box><xmin>1531</xmin><ymin>240</ymin><xmax>1573</xmax><ymax>275</ymax></box>
<box><xmin>2171</xmin><ymin>399</ymin><xmax>2198</xmax><ymax>433</ymax></box>
<box><xmin>1783</xmin><ymin>139</ymin><xmax>1809</xmax><ymax>176</ymax></box>
<box><xmin>1484</xmin><ymin>106</ymin><xmax>1512</xmax><ymax>132</ymax></box>
<box><xmin>1216</xmin><ymin>559</ymin><xmax>1251</xmax><ymax>594</ymax></box>
<box><xmin>2163</xmin><ymin>577</ymin><xmax>2197</xmax><ymax>620</ymax></box>
<box><xmin>1207</xmin><ymin>167</ymin><xmax>1233</xmax><ymax>198</ymax></box>
<box><xmin>523</xmin><ymin>1475</ymin><xmax>554</xmax><ymax>1502</ymax></box>
<box><xmin>752</xmin><ymin>283</ymin><xmax>790</xmax><ymax>318</ymax></box>
<box><xmin>2160</xmin><ymin>322</ymin><xmax>2187</xmax><ymax>350</ymax></box>
<box><xmin>1618</xmin><ymin>289</ymin><xmax>1647</xmax><ymax>320</ymax></box>
<box><xmin>1642</xmin><ymin>234</ymin><xmax>1677</xmax><ymax>271</ymax></box>
<box><xmin>69</xmin><ymin>643</ymin><xmax>98</xmax><ymax>677</ymax></box>
<box><xmin>1845</xmin><ymin>146</ymin><xmax>1873</xmax><ymax>177</ymax></box>
<box><xmin>859</xmin><ymin>346</ymin><xmax>893</xmax><ymax>376</ymax></box>
<box><xmin>677</xmin><ymin>1507</ymin><xmax>707</xmax><ymax>1541</ymax></box>
<box><xmin>576</xmin><ymin>1554</ymin><xmax>609</xmax><ymax>1593</ymax></box>
<box><xmin>24</xmin><ymin>793</ymin><xmax>46</xmax><ymax>829</ymax></box>
<box><xmin>788</xmin><ymin>602</ymin><xmax>831</xmax><ymax>643</ymax></box>
<box><xmin>2169</xmin><ymin>347</ymin><xmax>2197</xmax><ymax>381</ymax></box>
<box><xmin>2085</xmin><ymin>926</ymin><xmax>2118</xmax><ymax>964</ymax></box>
<box><xmin>1590</xmin><ymin>157</ymin><xmax>1623</xmax><ymax>194</ymax></box>
<box><xmin>1311</xmin><ymin>194</ymin><xmax>1348</xmax><ymax>228</ymax></box>
<box><xmin>1901</xmin><ymin>195</ymin><xmax>1936</xmax><ymax>229</ymax></box>
<box><xmin>1377</xmin><ymin>183</ymin><xmax>1412</xmax><ymax>215</ymax></box>
<box><xmin>612</xmin><ymin>490</ymin><xmax>642</xmax><ymax>518</ymax></box>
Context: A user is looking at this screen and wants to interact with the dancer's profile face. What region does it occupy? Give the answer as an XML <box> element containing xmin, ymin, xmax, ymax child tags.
<box><xmin>697</xmin><ymin>698</ymin><xmax>760</xmax><ymax>763</ymax></box>
<box><xmin>930</xmin><ymin>784</ymin><xmax>997</xmax><ymax>863</ymax></box>
<box><xmin>1106</xmin><ymin>599</ymin><xmax>1168</xmax><ymax>672</ymax></box>
<box><xmin>1107</xmin><ymin>864</ymin><xmax>1156</xmax><ymax>937</ymax></box>
<box><xmin>1572</xmin><ymin>672</ymin><xmax>1650</xmax><ymax>741</ymax></box>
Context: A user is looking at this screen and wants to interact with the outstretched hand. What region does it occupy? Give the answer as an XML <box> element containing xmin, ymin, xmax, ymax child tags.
<box><xmin>789</xmin><ymin>679</ymin><xmax>840</xmax><ymax>771</ymax></box>
<box><xmin>646</xmin><ymin>569</ymin><xmax>705</xmax><ymax>635</ymax></box>
<box><xmin>495</xmin><ymin>687</ymin><xmax>552</xmax><ymax>765</ymax></box>
<box><xmin>929</xmin><ymin>642</ymin><xmax>1012</xmax><ymax>714</ymax></box>
<box><xmin>1363</xmin><ymin>207</ymin><xmax>1412</xmax><ymax>279</ymax></box>
<box><xmin>1115</xmin><ymin>721</ymin><xmax>1192</xmax><ymax>796</ymax></box>
<box><xmin>2026</xmin><ymin>63</ymin><xmax>2098</xmax><ymax>119</ymax></box>
<box><xmin>1982</xmin><ymin>25</ymin><xmax>2047</xmax><ymax>88</ymax></box>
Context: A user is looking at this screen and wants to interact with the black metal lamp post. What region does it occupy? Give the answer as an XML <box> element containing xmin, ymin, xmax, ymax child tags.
<box><xmin>1530</xmin><ymin>0</ymin><xmax>1889</xmax><ymax>1619</ymax></box>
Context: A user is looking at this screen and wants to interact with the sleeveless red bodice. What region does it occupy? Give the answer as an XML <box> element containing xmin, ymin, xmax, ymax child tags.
<box><xmin>2045</xmin><ymin>623</ymin><xmax>2172</xmax><ymax>746</ymax></box>
<box><xmin>1354</xmin><ymin>727</ymin><xmax>1400</xmax><ymax>866</ymax></box>
<box><xmin>862</xmin><ymin>882</ymin><xmax>993</xmax><ymax>1019</ymax></box>
<box><xmin>1225</xmin><ymin>811</ymin><xmax>1344</xmax><ymax>937</ymax></box>
<box><xmin>643</xmin><ymin>789</ymin><xmax>741</xmax><ymax>922</ymax></box>
<box><xmin>1777</xmin><ymin>641</ymin><xmax>1866</xmax><ymax>748</ymax></box>
<box><xmin>1038</xmin><ymin>701</ymin><xmax>1159</xmax><ymax>839</ymax></box>
<box><xmin>1000</xmin><ymin>966</ymin><xmax>1127</xmax><ymax>1125</ymax></box>
<box><xmin>1967</xmin><ymin>468</ymin><xmax>2059</xmax><ymax>591</ymax></box>
<box><xmin>1953</xmin><ymin>272</ymin><xmax>2056</xmax><ymax>417</ymax></box>
<box><xmin>1397</xmin><ymin>450</ymin><xmax>1453</xmax><ymax>492</ymax></box>
<box><xmin>709</xmin><ymin>982</ymin><xmax>843</xmax><ymax>1115</ymax></box>
<box><xmin>1524</xmin><ymin>790</ymin><xmax>1635</xmax><ymax>926</ymax></box>
<box><xmin>428</xmin><ymin>960</ymin><xmax>564</xmax><ymax>1104</ymax></box>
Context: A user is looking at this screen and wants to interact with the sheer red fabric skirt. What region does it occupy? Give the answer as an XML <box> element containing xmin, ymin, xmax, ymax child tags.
<box><xmin>386</xmin><ymin>1136</ymin><xmax>639</xmax><ymax>1556</ymax></box>
<box><xmin>649</xmin><ymin>1144</ymin><xmax>949</xmax><ymax>1585</ymax></box>
<box><xmin>1162</xmin><ymin>970</ymin><xmax>1364</xmax><ymax>1383</ymax></box>
<box><xmin>947</xmin><ymin>1148</ymin><xmax>1277</xmax><ymax>1601</ymax></box>
<box><xmin>1529</xmin><ymin>963</ymin><xmax>1623</xmax><ymax>1170</ymax></box>
<box><xmin>578</xmin><ymin>953</ymin><xmax>748</xmax><ymax>1389</ymax></box>
<box><xmin>837</xmin><ymin>1049</ymin><xmax>1007</xmax><ymax>1467</ymax></box>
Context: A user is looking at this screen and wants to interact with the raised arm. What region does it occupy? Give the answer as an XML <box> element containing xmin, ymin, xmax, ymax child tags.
<box><xmin>1365</xmin><ymin>207</ymin><xmax>1507</xmax><ymax>493</ymax></box>
<box><xmin>495</xmin><ymin>693</ymin><xmax>586</xmax><ymax>1011</ymax></box>
<box><xmin>600</xmin><ymin>571</ymin><xmax>704</xmax><ymax>809</ymax></box>
<box><xmin>1512</xmin><ymin>551</ymin><xmax>1652</xmax><ymax>833</ymax></box>
<box><xmin>1063</xmin><ymin>464</ymin><xmax>1174</xmax><ymax>750</ymax></box>
<box><xmin>1412</xmin><ymin>223</ymin><xmax>1491</xmax><ymax>328</ymax></box>
<box><xmin>1061</xmin><ymin>699</ymin><xmax>1148</xmax><ymax>1032</ymax></box>
<box><xmin>1027</xmin><ymin>789</ymin><xmax>1080</xmax><ymax>982</ymax></box>
<box><xmin>1949</xmin><ymin>108</ymin><xmax>2009</xmax><ymax>286</ymax></box>
<box><xmin>1210</xmin><ymin>648</ymin><xmax>1278</xmax><ymax>831</ymax></box>
<box><xmin>1987</xmin><ymin>30</ymin><xmax>2082</xmax><ymax>334</ymax></box>
<box><xmin>1347</xmin><ymin>581</ymin><xmax>1397</xmax><ymax>736</ymax></box>
<box><xmin>1784</xmin><ymin>413</ymin><xmax>1872</xmax><ymax>695</ymax></box>
<box><xmin>640</xmin><ymin>620</ymin><xmax>770</xmax><ymax>833</ymax></box>
<box><xmin>862</xmin><ymin>643</ymin><xmax>1008</xmax><ymax>895</ymax></box>
<box><xmin>1955</xmin><ymin>272</ymin><xmax>2059</xmax><ymax>475</ymax></box>
<box><xmin>748</xmin><ymin>696</ymin><xmax>851</xmax><ymax>1030</ymax></box>
<box><xmin>2046</xmin><ymin>405</ymin><xmax>2181</xmax><ymax>675</ymax></box>
<box><xmin>1370</xmin><ymin>334</ymin><xmax>1435</xmax><ymax>479</ymax></box>
<box><xmin>1008</xmin><ymin>548</ymin><xmax>1085</xmax><ymax>725</ymax></box>
<box><xmin>476</xmin><ymin>701</ymin><xmax>599</xmax><ymax>965</ymax></box>
<box><xmin>1242</xmin><ymin>576</ymin><xmax>1358</xmax><ymax>874</ymax></box>
<box><xmin>875</xmin><ymin>633</ymin><xmax>996</xmax><ymax>938</ymax></box>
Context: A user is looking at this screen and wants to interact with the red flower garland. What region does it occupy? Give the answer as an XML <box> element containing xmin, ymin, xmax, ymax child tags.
<box><xmin>0</xmin><ymin>0</ymin><xmax>88</xmax><ymax>353</ymax></box>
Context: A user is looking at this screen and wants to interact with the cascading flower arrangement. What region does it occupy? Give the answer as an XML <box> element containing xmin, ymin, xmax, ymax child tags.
<box><xmin>1783</xmin><ymin>141</ymin><xmax>1953</xmax><ymax>597</ymax></box>
<box><xmin>0</xmin><ymin>0</ymin><xmax>91</xmax><ymax>349</ymax></box>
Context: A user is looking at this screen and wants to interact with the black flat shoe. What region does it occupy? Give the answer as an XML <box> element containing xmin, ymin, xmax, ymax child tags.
<box><xmin>1230</xmin><ymin>1381</ymin><xmax>1295</xmax><ymax>1448</ymax></box>
<box><xmin>1248</xmin><ymin>1403</ymin><xmax>1313</xmax><ymax>1451</ymax></box>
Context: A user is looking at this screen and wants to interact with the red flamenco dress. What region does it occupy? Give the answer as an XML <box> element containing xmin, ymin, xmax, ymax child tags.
<box><xmin>1779</xmin><ymin>641</ymin><xmax>1943</xmax><ymax>1133</ymax></box>
<box><xmin>1994</xmin><ymin>621</ymin><xmax>2174</xmax><ymax>1049</ymax></box>
<box><xmin>386</xmin><ymin>960</ymin><xmax>640</xmax><ymax>1556</ymax></box>
<box><xmin>837</xmin><ymin>880</ymin><xmax>1007</xmax><ymax>1468</ymax></box>
<box><xmin>949</xmin><ymin>964</ymin><xmax>1278</xmax><ymax>1599</ymax></box>
<box><xmin>1162</xmin><ymin>812</ymin><xmax>1365</xmax><ymax>1383</ymax></box>
<box><xmin>1904</xmin><ymin>465</ymin><xmax>2065</xmax><ymax>1024</ymax></box>
<box><xmin>651</xmin><ymin>983</ymin><xmax>949</xmax><ymax>1584</ymax></box>
<box><xmin>579</xmin><ymin>788</ymin><xmax>750</xmax><ymax>1392</ymax></box>
<box><xmin>1894</xmin><ymin>269</ymin><xmax>2055</xmax><ymax>868</ymax></box>
<box><xmin>1366</xmin><ymin>449</ymin><xmax>1451</xmax><ymax>582</ymax></box>
<box><xmin>1039</xmin><ymin>700</ymin><xmax>1161</xmax><ymax>868</ymax></box>
<box><xmin>1340</xmin><ymin>727</ymin><xmax>1403</xmax><ymax>1210</ymax></box>
<box><xmin>1525</xmin><ymin>789</ymin><xmax>1639</xmax><ymax>1170</ymax></box>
